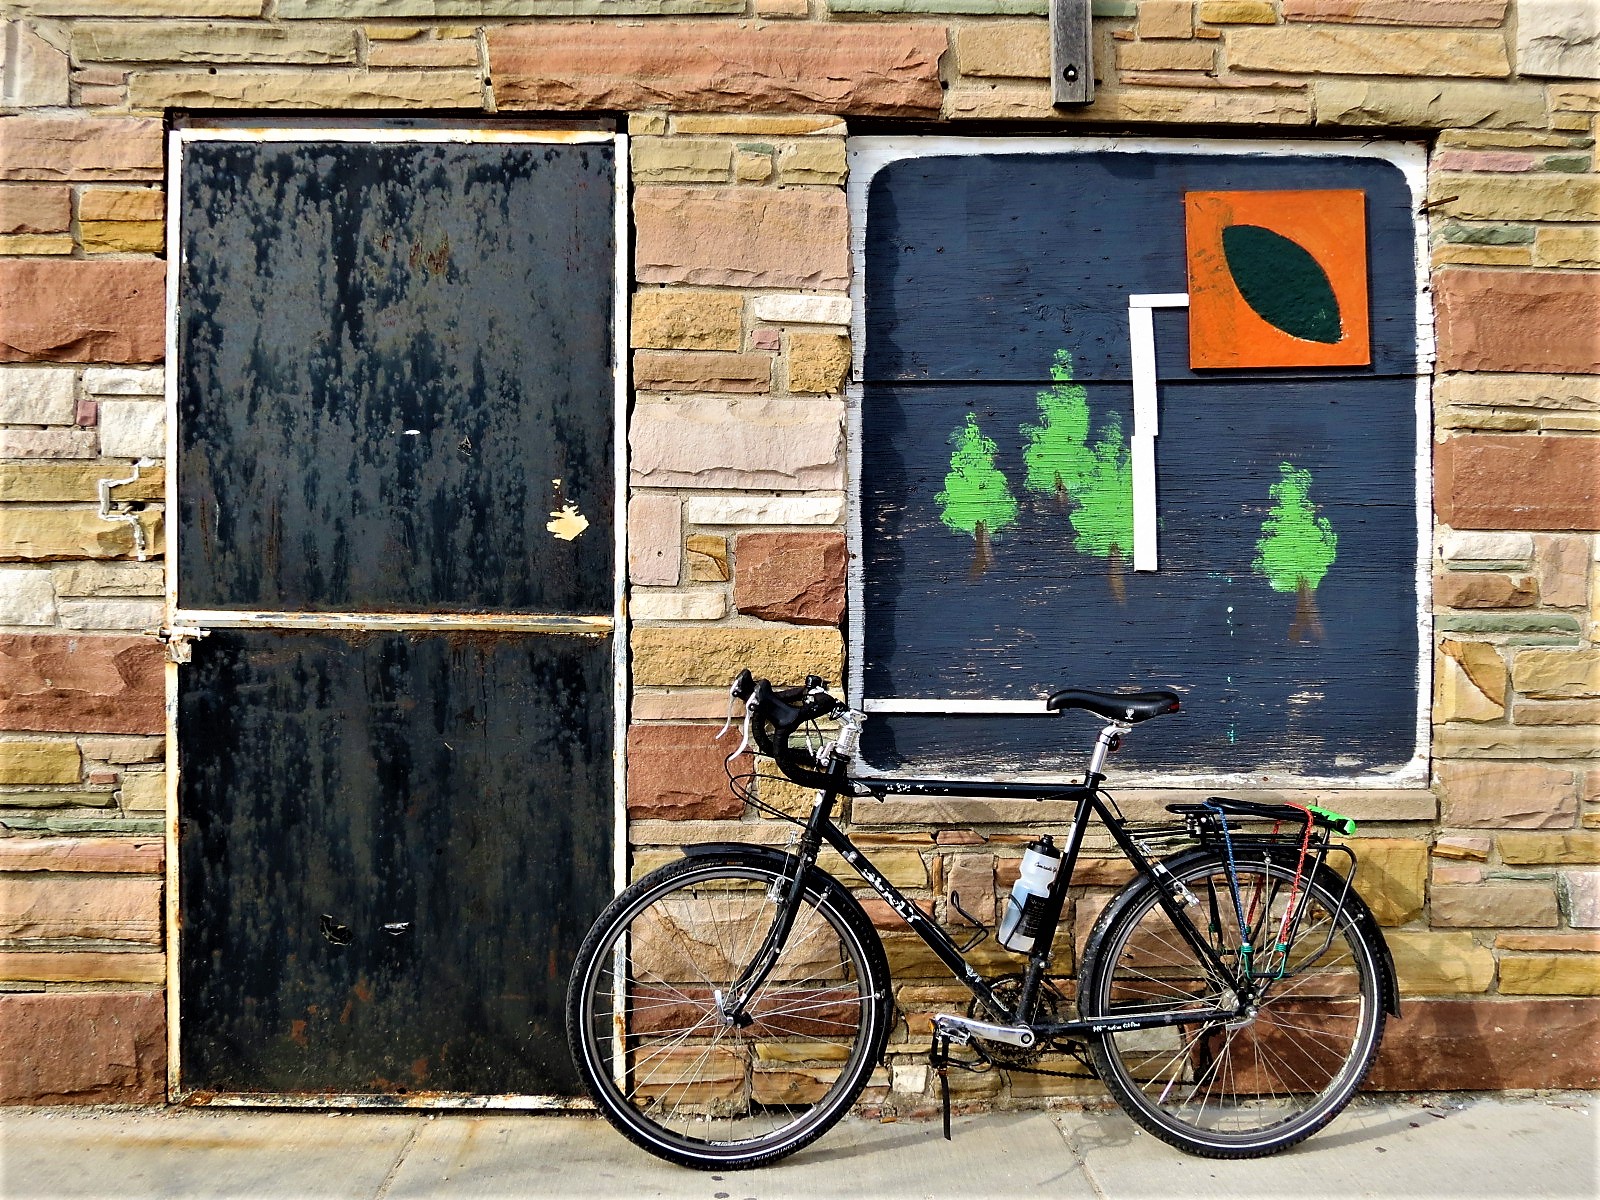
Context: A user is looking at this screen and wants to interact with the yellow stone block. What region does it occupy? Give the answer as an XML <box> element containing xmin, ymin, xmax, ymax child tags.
<box><xmin>1497</xmin><ymin>833</ymin><xmax>1600</xmax><ymax>865</ymax></box>
<box><xmin>1535</xmin><ymin>226</ymin><xmax>1600</xmax><ymax>269</ymax></box>
<box><xmin>776</xmin><ymin>139</ymin><xmax>847</xmax><ymax>186</ymax></box>
<box><xmin>1198</xmin><ymin>0</ymin><xmax>1276</xmax><ymax>23</ymax></box>
<box><xmin>1513</xmin><ymin>649</ymin><xmax>1600</xmax><ymax>699</ymax></box>
<box><xmin>1386</xmin><ymin>930</ymin><xmax>1494</xmax><ymax>994</ymax></box>
<box><xmin>632</xmin><ymin>624</ymin><xmax>843</xmax><ymax>689</ymax></box>
<box><xmin>0</xmin><ymin>508</ymin><xmax>163</xmax><ymax>562</ymax></box>
<box><xmin>0</xmin><ymin>464</ymin><xmax>164</xmax><ymax>504</ymax></box>
<box><xmin>787</xmin><ymin>332</ymin><xmax>850</xmax><ymax>395</ymax></box>
<box><xmin>1498</xmin><ymin>954</ymin><xmax>1600</xmax><ymax>996</ymax></box>
<box><xmin>0</xmin><ymin>741</ymin><xmax>80</xmax><ymax>786</ymax></box>
<box><xmin>0</xmin><ymin>951</ymin><xmax>165</xmax><ymax>984</ymax></box>
<box><xmin>670</xmin><ymin>115</ymin><xmax>845</xmax><ymax>137</ymax></box>
<box><xmin>631</xmin><ymin>137</ymin><xmax>733</xmax><ymax>184</ymax></box>
<box><xmin>1431</xmin><ymin>243</ymin><xmax>1533</xmax><ymax>268</ymax></box>
<box><xmin>0</xmin><ymin>234</ymin><xmax>72</xmax><ymax>255</ymax></box>
<box><xmin>82</xmin><ymin>221</ymin><xmax>164</xmax><ymax>254</ymax></box>
<box><xmin>630</xmin><ymin>290</ymin><xmax>743</xmax><ymax>352</ymax></box>
<box><xmin>1435</xmin><ymin>639</ymin><xmax>1506</xmax><ymax>723</ymax></box>
<box><xmin>954</xmin><ymin>22</ymin><xmax>1051</xmax><ymax>79</ymax></box>
<box><xmin>1349</xmin><ymin>838</ymin><xmax>1428</xmax><ymax>926</ymax></box>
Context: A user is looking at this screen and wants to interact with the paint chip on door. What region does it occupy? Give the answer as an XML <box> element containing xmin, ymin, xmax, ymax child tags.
<box><xmin>547</xmin><ymin>503</ymin><xmax>589</xmax><ymax>541</ymax></box>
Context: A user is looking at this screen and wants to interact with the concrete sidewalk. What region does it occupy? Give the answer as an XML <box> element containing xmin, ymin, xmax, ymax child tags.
<box><xmin>2</xmin><ymin>1095</ymin><xmax>1595</xmax><ymax>1200</ymax></box>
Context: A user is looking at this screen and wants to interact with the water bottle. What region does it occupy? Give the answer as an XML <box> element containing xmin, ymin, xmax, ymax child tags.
<box><xmin>996</xmin><ymin>835</ymin><xmax>1063</xmax><ymax>954</ymax></box>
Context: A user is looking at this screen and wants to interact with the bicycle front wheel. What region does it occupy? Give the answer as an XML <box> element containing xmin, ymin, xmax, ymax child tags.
<box><xmin>566</xmin><ymin>851</ymin><xmax>891</xmax><ymax>1170</ymax></box>
<box><xmin>1080</xmin><ymin>850</ymin><xmax>1387</xmax><ymax>1158</ymax></box>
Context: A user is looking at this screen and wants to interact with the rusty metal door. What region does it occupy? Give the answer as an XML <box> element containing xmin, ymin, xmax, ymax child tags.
<box><xmin>167</xmin><ymin>127</ymin><xmax>625</xmax><ymax>1102</ymax></box>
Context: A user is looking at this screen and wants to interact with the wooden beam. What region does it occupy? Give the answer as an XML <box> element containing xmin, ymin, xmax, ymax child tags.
<box><xmin>1051</xmin><ymin>0</ymin><xmax>1095</xmax><ymax>106</ymax></box>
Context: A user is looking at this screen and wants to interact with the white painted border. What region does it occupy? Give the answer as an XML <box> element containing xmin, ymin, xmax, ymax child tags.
<box><xmin>163</xmin><ymin>123</ymin><xmax>629</xmax><ymax>1106</ymax></box>
<box><xmin>846</xmin><ymin>135</ymin><xmax>1432</xmax><ymax>790</ymax></box>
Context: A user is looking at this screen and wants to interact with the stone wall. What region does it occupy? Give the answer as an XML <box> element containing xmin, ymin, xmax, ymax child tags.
<box><xmin>2</xmin><ymin>0</ymin><xmax>1596</xmax><ymax>1104</ymax></box>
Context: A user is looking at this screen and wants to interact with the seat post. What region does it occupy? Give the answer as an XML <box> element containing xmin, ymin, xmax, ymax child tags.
<box><xmin>1085</xmin><ymin>720</ymin><xmax>1130</xmax><ymax>784</ymax></box>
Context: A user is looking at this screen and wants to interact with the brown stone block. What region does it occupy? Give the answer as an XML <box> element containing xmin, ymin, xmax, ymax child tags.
<box><xmin>0</xmin><ymin>185</ymin><xmax>71</xmax><ymax>235</ymax></box>
<box><xmin>733</xmin><ymin>531</ymin><xmax>846</xmax><ymax>627</ymax></box>
<box><xmin>0</xmin><ymin>836</ymin><xmax>161</xmax><ymax>873</ymax></box>
<box><xmin>489</xmin><ymin>22</ymin><xmax>945</xmax><ymax>118</ymax></box>
<box><xmin>634</xmin><ymin>350</ymin><xmax>771</xmax><ymax>394</ymax></box>
<box><xmin>635</xmin><ymin>187</ymin><xmax>849</xmax><ymax>291</ymax></box>
<box><xmin>0</xmin><ymin>634</ymin><xmax>165</xmax><ymax>735</ymax></box>
<box><xmin>0</xmin><ymin>118</ymin><xmax>163</xmax><ymax>183</ymax></box>
<box><xmin>1435</xmin><ymin>435</ymin><xmax>1600</xmax><ymax>531</ymax></box>
<box><xmin>626</xmin><ymin>723</ymin><xmax>745</xmax><ymax>821</ymax></box>
<box><xmin>686</xmin><ymin>534</ymin><xmax>730</xmax><ymax>583</ymax></box>
<box><xmin>0</xmin><ymin>260</ymin><xmax>164</xmax><ymax>364</ymax></box>
<box><xmin>1365</xmin><ymin>997</ymin><xmax>1600</xmax><ymax>1089</ymax></box>
<box><xmin>0</xmin><ymin>990</ymin><xmax>165</xmax><ymax>1104</ymax></box>
<box><xmin>1435</xmin><ymin>271</ymin><xmax>1600</xmax><ymax>375</ymax></box>
<box><xmin>1282</xmin><ymin>0</ymin><xmax>1507</xmax><ymax>25</ymax></box>
<box><xmin>1434</xmin><ymin>571</ymin><xmax>1538</xmax><ymax>609</ymax></box>
<box><xmin>1431</xmin><ymin>882</ymin><xmax>1559</xmax><ymax>927</ymax></box>
<box><xmin>0</xmin><ymin>874</ymin><xmax>161</xmax><ymax>941</ymax></box>
<box><xmin>1440</xmin><ymin>760</ymin><xmax>1578</xmax><ymax>828</ymax></box>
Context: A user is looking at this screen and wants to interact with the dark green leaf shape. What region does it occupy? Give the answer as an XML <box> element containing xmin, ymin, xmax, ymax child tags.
<box><xmin>1221</xmin><ymin>224</ymin><xmax>1343</xmax><ymax>345</ymax></box>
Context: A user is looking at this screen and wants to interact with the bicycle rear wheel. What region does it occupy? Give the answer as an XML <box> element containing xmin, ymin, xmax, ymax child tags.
<box><xmin>566</xmin><ymin>851</ymin><xmax>891</xmax><ymax>1170</ymax></box>
<box><xmin>1080</xmin><ymin>850</ymin><xmax>1387</xmax><ymax>1158</ymax></box>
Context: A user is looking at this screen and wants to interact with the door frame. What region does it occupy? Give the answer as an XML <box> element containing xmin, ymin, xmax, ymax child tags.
<box><xmin>161</xmin><ymin>121</ymin><xmax>630</xmax><ymax>1107</ymax></box>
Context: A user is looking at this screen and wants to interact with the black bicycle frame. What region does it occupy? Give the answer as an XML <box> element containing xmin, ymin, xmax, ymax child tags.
<box><xmin>747</xmin><ymin>755</ymin><xmax>1246</xmax><ymax>1038</ymax></box>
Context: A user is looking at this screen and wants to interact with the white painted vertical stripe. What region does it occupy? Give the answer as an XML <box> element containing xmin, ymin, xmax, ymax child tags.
<box><xmin>1131</xmin><ymin>434</ymin><xmax>1158</xmax><ymax>572</ymax></box>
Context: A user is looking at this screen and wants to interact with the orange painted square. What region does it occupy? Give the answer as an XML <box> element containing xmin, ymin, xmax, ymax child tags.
<box><xmin>1185</xmin><ymin>189</ymin><xmax>1370</xmax><ymax>369</ymax></box>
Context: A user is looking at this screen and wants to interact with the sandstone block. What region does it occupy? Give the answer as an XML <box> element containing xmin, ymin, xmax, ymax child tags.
<box><xmin>0</xmin><ymin>634</ymin><xmax>165</xmax><ymax>735</ymax></box>
<box><xmin>632</xmin><ymin>624</ymin><xmax>842</xmax><ymax>688</ymax></box>
<box><xmin>1535</xmin><ymin>226</ymin><xmax>1600</xmax><ymax>269</ymax></box>
<box><xmin>0</xmin><ymin>464</ymin><xmax>160</xmax><ymax>505</ymax></box>
<box><xmin>1434</xmin><ymin>571</ymin><xmax>1537</xmax><ymax>609</ymax></box>
<box><xmin>489</xmin><ymin>23</ymin><xmax>946</xmax><ymax>117</ymax></box>
<box><xmin>634</xmin><ymin>350</ymin><xmax>771</xmax><ymax>394</ymax></box>
<box><xmin>1199</xmin><ymin>0</ymin><xmax>1276</xmax><ymax>20</ymax></box>
<box><xmin>0</xmin><ymin>117</ymin><xmax>163</xmax><ymax>182</ymax></box>
<box><xmin>130</xmin><ymin>69</ymin><xmax>485</xmax><ymax>110</ymax></box>
<box><xmin>629</xmin><ymin>398</ymin><xmax>842</xmax><ymax>490</ymax></box>
<box><xmin>1436</xmin><ymin>271</ymin><xmax>1600</xmax><ymax>375</ymax></box>
<box><xmin>1435</xmin><ymin>435</ymin><xmax>1600</xmax><ymax>530</ymax></box>
<box><xmin>1513</xmin><ymin>648</ymin><xmax>1600</xmax><ymax>698</ymax></box>
<box><xmin>631</xmin><ymin>690</ymin><xmax>727</xmax><ymax>722</ymax></box>
<box><xmin>79</xmin><ymin>187</ymin><xmax>164</xmax><ymax>255</ymax></box>
<box><xmin>1535</xmin><ymin>535</ymin><xmax>1591</xmax><ymax>609</ymax></box>
<box><xmin>1440</xmin><ymin>530</ymin><xmax>1537</xmax><ymax>564</ymax></box>
<box><xmin>1313</xmin><ymin>79</ymin><xmax>1547</xmax><ymax>129</ymax></box>
<box><xmin>775</xmin><ymin>140</ymin><xmax>847</xmax><ymax>185</ymax></box>
<box><xmin>1434</xmin><ymin>724</ymin><xmax>1600</xmax><ymax>758</ymax></box>
<box><xmin>1283</xmin><ymin>0</ymin><xmax>1506</xmax><ymax>24</ymax></box>
<box><xmin>0</xmin><ymin>836</ymin><xmax>161</xmax><ymax>873</ymax></box>
<box><xmin>943</xmin><ymin>852</ymin><xmax>996</xmax><ymax>925</ymax></box>
<box><xmin>81</xmin><ymin>366</ymin><xmax>163</xmax><ymax>396</ymax></box>
<box><xmin>0</xmin><ymin>430</ymin><xmax>98</xmax><ymax>458</ymax></box>
<box><xmin>62</xmin><ymin>599</ymin><xmax>169</xmax><ymax>634</ymax></box>
<box><xmin>954</xmin><ymin>22</ymin><xmax>1051</xmax><ymax>78</ymax></box>
<box><xmin>1516</xmin><ymin>699</ymin><xmax>1600</xmax><ymax>725</ymax></box>
<box><xmin>367</xmin><ymin>38</ymin><xmax>482</xmax><ymax>69</ymax></box>
<box><xmin>1434</xmin><ymin>175</ymin><xmax>1600</xmax><ymax>224</ymax></box>
<box><xmin>636</xmin><ymin>187</ymin><xmax>850</xmax><ymax>290</ymax></box>
<box><xmin>627</xmin><ymin>724</ymin><xmax>745</xmax><ymax>820</ymax></box>
<box><xmin>1439</xmin><ymin>760</ymin><xmax>1577</xmax><ymax>828</ymax></box>
<box><xmin>1499</xmin><ymin>954</ymin><xmax>1600</xmax><ymax>995</ymax></box>
<box><xmin>1432</xmin><ymin>149</ymin><xmax>1538</xmax><ymax>173</ymax></box>
<box><xmin>1118</xmin><ymin>41</ymin><xmax>1216</xmax><ymax>71</ymax></box>
<box><xmin>98</xmin><ymin>400</ymin><xmax>165</xmax><ymax>459</ymax></box>
<box><xmin>0</xmin><ymin>740</ymin><xmax>79</xmax><ymax>786</ymax></box>
<box><xmin>945</xmin><ymin>81</ymin><xmax>1313</xmax><ymax>125</ymax></box>
<box><xmin>0</xmin><ymin>874</ymin><xmax>161</xmax><ymax>942</ymax></box>
<box><xmin>1564</xmin><ymin>870</ymin><xmax>1600</xmax><ymax>926</ymax></box>
<box><xmin>629</xmin><ymin>590</ymin><xmax>726</xmax><ymax>622</ymax></box>
<box><xmin>0</xmin><ymin>991</ymin><xmax>165</xmax><ymax>1104</ymax></box>
<box><xmin>0</xmin><ymin>367</ymin><xmax>75</xmax><ymax>425</ymax></box>
<box><xmin>627</xmin><ymin>493</ymin><xmax>682</xmax><ymax>586</ymax></box>
<box><xmin>734</xmin><ymin>531</ymin><xmax>846</xmax><ymax>626</ymax></box>
<box><xmin>1497</xmin><ymin>932</ymin><xmax>1600</xmax><ymax>951</ymax></box>
<box><xmin>787</xmin><ymin>332</ymin><xmax>851</xmax><ymax>395</ymax></box>
<box><xmin>1139</xmin><ymin>0</ymin><xmax>1195</xmax><ymax>38</ymax></box>
<box><xmin>0</xmin><ymin>508</ymin><xmax>163</xmax><ymax>561</ymax></box>
<box><xmin>750</xmin><ymin>294</ymin><xmax>851</xmax><ymax>326</ymax></box>
<box><xmin>630</xmin><ymin>290</ymin><xmax>743</xmax><ymax>352</ymax></box>
<box><xmin>1366</xmin><ymin>997</ymin><xmax>1600</xmax><ymax>1088</ymax></box>
<box><xmin>72</xmin><ymin>20</ymin><xmax>360</xmax><ymax>64</ymax></box>
<box><xmin>0</xmin><ymin>260</ymin><xmax>164</xmax><ymax>365</ymax></box>
<box><xmin>1434</xmin><ymin>835</ymin><xmax>1492</xmax><ymax>860</ymax></box>
<box><xmin>1350</xmin><ymin>837</ymin><xmax>1428</xmax><ymax>926</ymax></box>
<box><xmin>1499</xmin><ymin>832</ymin><xmax>1600</xmax><ymax>864</ymax></box>
<box><xmin>1384</xmin><ymin>931</ymin><xmax>1495</xmax><ymax>994</ymax></box>
<box><xmin>683</xmin><ymin>495</ymin><xmax>843</xmax><ymax>525</ymax></box>
<box><xmin>1231</xmin><ymin>25</ymin><xmax>1509</xmax><ymax>75</ymax></box>
<box><xmin>735</xmin><ymin>149</ymin><xmax>774</xmax><ymax>183</ymax></box>
<box><xmin>671</xmin><ymin>115</ymin><xmax>847</xmax><ymax>136</ymax></box>
<box><xmin>0</xmin><ymin>951</ymin><xmax>164</xmax><ymax>985</ymax></box>
<box><xmin>79</xmin><ymin>736</ymin><xmax>163</xmax><ymax>764</ymax></box>
<box><xmin>686</xmin><ymin>534</ymin><xmax>731</xmax><ymax>582</ymax></box>
<box><xmin>52</xmin><ymin>562</ymin><xmax>164</xmax><ymax>598</ymax></box>
<box><xmin>1516</xmin><ymin>0</ymin><xmax>1600</xmax><ymax>79</ymax></box>
<box><xmin>631</xmin><ymin>137</ymin><xmax>733</xmax><ymax>183</ymax></box>
<box><xmin>0</xmin><ymin>568</ymin><xmax>57</xmax><ymax>627</ymax></box>
<box><xmin>5</xmin><ymin>23</ymin><xmax>70</xmax><ymax>109</ymax></box>
<box><xmin>1430</xmin><ymin>882</ymin><xmax>1559</xmax><ymax>927</ymax></box>
<box><xmin>0</xmin><ymin>186</ymin><xmax>70</xmax><ymax>235</ymax></box>
<box><xmin>1435</xmin><ymin>639</ymin><xmax>1506</xmax><ymax>722</ymax></box>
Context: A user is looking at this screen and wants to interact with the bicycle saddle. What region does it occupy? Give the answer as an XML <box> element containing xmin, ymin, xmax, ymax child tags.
<box><xmin>1046</xmin><ymin>687</ymin><xmax>1181</xmax><ymax>723</ymax></box>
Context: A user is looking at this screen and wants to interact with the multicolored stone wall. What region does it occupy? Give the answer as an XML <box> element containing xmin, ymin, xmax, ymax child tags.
<box><xmin>1</xmin><ymin>0</ymin><xmax>1596</xmax><ymax>1104</ymax></box>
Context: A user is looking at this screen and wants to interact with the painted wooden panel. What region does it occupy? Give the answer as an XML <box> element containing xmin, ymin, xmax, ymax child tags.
<box><xmin>853</xmin><ymin>141</ymin><xmax>1425</xmax><ymax>781</ymax></box>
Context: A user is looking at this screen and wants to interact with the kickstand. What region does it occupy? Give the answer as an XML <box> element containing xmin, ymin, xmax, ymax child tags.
<box><xmin>931</xmin><ymin>1033</ymin><xmax>952</xmax><ymax>1141</ymax></box>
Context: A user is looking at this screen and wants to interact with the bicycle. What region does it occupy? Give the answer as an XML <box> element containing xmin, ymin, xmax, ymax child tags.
<box><xmin>567</xmin><ymin>670</ymin><xmax>1400</xmax><ymax>1169</ymax></box>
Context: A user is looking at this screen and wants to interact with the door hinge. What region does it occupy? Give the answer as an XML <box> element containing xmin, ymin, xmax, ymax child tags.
<box><xmin>158</xmin><ymin>625</ymin><xmax>210</xmax><ymax>664</ymax></box>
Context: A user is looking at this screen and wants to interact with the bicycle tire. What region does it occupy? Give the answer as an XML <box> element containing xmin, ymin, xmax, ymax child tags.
<box><xmin>1079</xmin><ymin>848</ymin><xmax>1387</xmax><ymax>1158</ymax></box>
<box><xmin>566</xmin><ymin>850</ymin><xmax>892</xmax><ymax>1170</ymax></box>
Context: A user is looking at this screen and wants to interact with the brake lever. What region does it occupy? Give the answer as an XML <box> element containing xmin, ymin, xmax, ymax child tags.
<box><xmin>726</xmin><ymin>700</ymin><xmax>756</xmax><ymax>763</ymax></box>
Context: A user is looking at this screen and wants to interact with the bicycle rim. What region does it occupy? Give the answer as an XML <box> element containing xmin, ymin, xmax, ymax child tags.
<box><xmin>1084</xmin><ymin>855</ymin><xmax>1384</xmax><ymax>1156</ymax></box>
<box><xmin>570</xmin><ymin>860</ymin><xmax>884</xmax><ymax>1167</ymax></box>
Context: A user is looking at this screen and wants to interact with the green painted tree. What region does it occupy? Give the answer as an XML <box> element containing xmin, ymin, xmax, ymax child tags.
<box><xmin>1069</xmin><ymin>412</ymin><xmax>1135</xmax><ymax>603</ymax></box>
<box><xmin>937</xmin><ymin>413</ymin><xmax>1019</xmax><ymax>577</ymax></box>
<box><xmin>1253</xmin><ymin>461</ymin><xmax>1338</xmax><ymax>643</ymax></box>
<box><xmin>1021</xmin><ymin>349</ymin><xmax>1096</xmax><ymax>506</ymax></box>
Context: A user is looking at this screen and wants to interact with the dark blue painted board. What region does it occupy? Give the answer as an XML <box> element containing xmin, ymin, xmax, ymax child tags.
<box><xmin>862</xmin><ymin>150</ymin><xmax>1417</xmax><ymax>384</ymax></box>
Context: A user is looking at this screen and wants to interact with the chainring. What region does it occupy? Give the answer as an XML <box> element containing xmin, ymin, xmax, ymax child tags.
<box><xmin>968</xmin><ymin>973</ymin><xmax>1064</xmax><ymax>1066</ymax></box>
